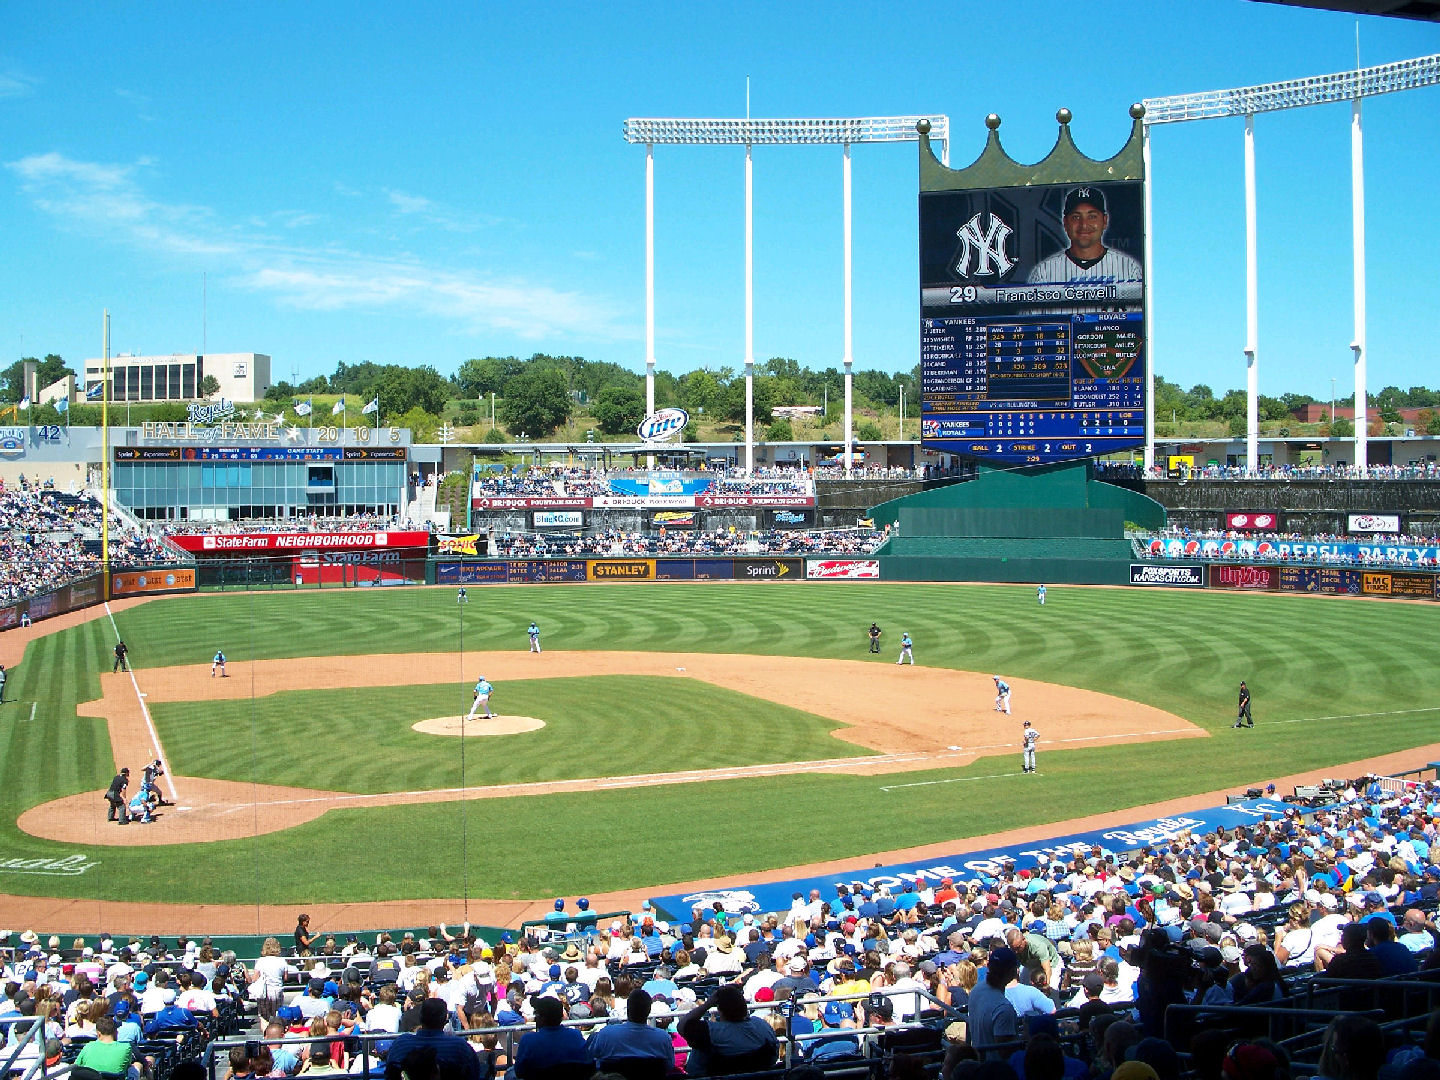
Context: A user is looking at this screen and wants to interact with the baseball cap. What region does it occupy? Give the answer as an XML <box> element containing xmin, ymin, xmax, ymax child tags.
<box><xmin>822</xmin><ymin>1002</ymin><xmax>850</xmax><ymax>1026</ymax></box>
<box><xmin>1063</xmin><ymin>186</ymin><xmax>1107</xmax><ymax>217</ymax></box>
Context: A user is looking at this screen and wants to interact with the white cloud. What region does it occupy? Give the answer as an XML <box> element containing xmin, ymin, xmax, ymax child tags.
<box><xmin>6</xmin><ymin>151</ymin><xmax>625</xmax><ymax>340</ymax></box>
<box><xmin>0</xmin><ymin>71</ymin><xmax>37</xmax><ymax>99</ymax></box>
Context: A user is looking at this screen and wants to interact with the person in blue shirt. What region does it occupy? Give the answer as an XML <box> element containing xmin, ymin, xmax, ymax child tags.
<box><xmin>466</xmin><ymin>677</ymin><xmax>494</xmax><ymax>719</ymax></box>
<box><xmin>895</xmin><ymin>632</ymin><xmax>914</xmax><ymax>665</ymax></box>
<box><xmin>528</xmin><ymin>622</ymin><xmax>541</xmax><ymax>653</ymax></box>
<box><xmin>211</xmin><ymin>650</ymin><xmax>227</xmax><ymax>677</ymax></box>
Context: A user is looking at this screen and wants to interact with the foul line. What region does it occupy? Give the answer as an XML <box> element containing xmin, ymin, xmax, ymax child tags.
<box><xmin>1259</xmin><ymin>706</ymin><xmax>1440</xmax><ymax>727</ymax></box>
<box><xmin>881</xmin><ymin>770</ymin><xmax>1035</xmax><ymax>791</ymax></box>
<box><xmin>105</xmin><ymin>603</ymin><xmax>180</xmax><ymax>803</ymax></box>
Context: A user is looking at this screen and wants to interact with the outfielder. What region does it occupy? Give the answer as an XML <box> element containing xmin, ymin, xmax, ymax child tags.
<box><xmin>1021</xmin><ymin>721</ymin><xmax>1039</xmax><ymax>773</ymax></box>
<box><xmin>528</xmin><ymin>622</ymin><xmax>541</xmax><ymax>653</ymax></box>
<box><xmin>896</xmin><ymin>632</ymin><xmax>914</xmax><ymax>665</ymax></box>
<box><xmin>1037</xmin><ymin>584</ymin><xmax>1046</xmax><ymax>606</ymax></box>
<box><xmin>1026</xmin><ymin>186</ymin><xmax>1142</xmax><ymax>316</ymax></box>
<box><xmin>467</xmin><ymin>676</ymin><xmax>494</xmax><ymax>719</ymax></box>
<box><xmin>993</xmin><ymin>676</ymin><xmax>1011</xmax><ymax>714</ymax></box>
<box><xmin>211</xmin><ymin>649</ymin><xmax>227</xmax><ymax>677</ymax></box>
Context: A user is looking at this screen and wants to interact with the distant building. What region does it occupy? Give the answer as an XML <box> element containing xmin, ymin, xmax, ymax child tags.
<box><xmin>81</xmin><ymin>353</ymin><xmax>271</xmax><ymax>403</ymax></box>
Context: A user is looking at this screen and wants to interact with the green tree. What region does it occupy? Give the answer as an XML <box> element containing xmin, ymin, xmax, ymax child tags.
<box><xmin>2</xmin><ymin>354</ymin><xmax>73</xmax><ymax>402</ymax></box>
<box><xmin>766</xmin><ymin>417</ymin><xmax>794</xmax><ymax>441</ymax></box>
<box><xmin>367</xmin><ymin>365</ymin><xmax>450</xmax><ymax>420</ymax></box>
<box><xmin>199</xmin><ymin>374</ymin><xmax>221</xmax><ymax>399</ymax></box>
<box><xmin>592</xmin><ymin>384</ymin><xmax>645</xmax><ymax>435</ymax></box>
<box><xmin>499</xmin><ymin>366</ymin><xmax>572</xmax><ymax>437</ymax></box>
<box><xmin>1332</xmin><ymin>416</ymin><xmax>1355</xmax><ymax>437</ymax></box>
<box><xmin>1227</xmin><ymin>414</ymin><xmax>1246</xmax><ymax>437</ymax></box>
<box><xmin>678</xmin><ymin>369</ymin><xmax>722</xmax><ymax>416</ymax></box>
<box><xmin>857</xmin><ymin>419</ymin><xmax>883</xmax><ymax>440</ymax></box>
<box><xmin>455</xmin><ymin>356</ymin><xmax>523</xmax><ymax>399</ymax></box>
<box><xmin>391</xmin><ymin>406</ymin><xmax>440</xmax><ymax>441</ymax></box>
<box><xmin>1426</xmin><ymin>411</ymin><xmax>1440</xmax><ymax>437</ymax></box>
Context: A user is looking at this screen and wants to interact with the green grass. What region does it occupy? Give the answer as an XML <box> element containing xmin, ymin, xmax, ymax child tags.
<box><xmin>0</xmin><ymin>582</ymin><xmax>1436</xmax><ymax>904</ymax></box>
<box><xmin>151</xmin><ymin>676</ymin><xmax>869</xmax><ymax>794</ymax></box>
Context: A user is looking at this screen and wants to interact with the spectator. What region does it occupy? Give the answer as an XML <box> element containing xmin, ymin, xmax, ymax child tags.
<box><xmin>510</xmin><ymin>997</ymin><xmax>587</xmax><ymax>1080</ymax></box>
<box><xmin>677</xmin><ymin>984</ymin><xmax>778</xmax><ymax>1076</ymax></box>
<box><xmin>383</xmin><ymin>998</ymin><xmax>480</xmax><ymax>1080</ymax></box>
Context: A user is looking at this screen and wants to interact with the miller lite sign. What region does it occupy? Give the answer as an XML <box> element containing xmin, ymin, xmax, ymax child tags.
<box><xmin>637</xmin><ymin>408</ymin><xmax>689</xmax><ymax>443</ymax></box>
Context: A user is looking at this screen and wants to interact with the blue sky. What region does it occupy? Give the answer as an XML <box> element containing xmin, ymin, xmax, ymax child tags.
<box><xmin>1</xmin><ymin>1</ymin><xmax>1436</xmax><ymax>399</ymax></box>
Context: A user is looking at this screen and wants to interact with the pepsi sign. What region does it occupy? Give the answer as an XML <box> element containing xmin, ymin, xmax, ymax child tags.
<box><xmin>637</xmin><ymin>408</ymin><xmax>689</xmax><ymax>443</ymax></box>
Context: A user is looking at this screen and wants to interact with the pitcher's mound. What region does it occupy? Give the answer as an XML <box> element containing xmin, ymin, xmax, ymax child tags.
<box><xmin>412</xmin><ymin>715</ymin><xmax>545</xmax><ymax>737</ymax></box>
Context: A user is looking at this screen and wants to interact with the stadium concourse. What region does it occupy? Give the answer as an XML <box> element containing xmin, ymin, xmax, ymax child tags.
<box><xmin>5</xmin><ymin>748</ymin><xmax>1440</xmax><ymax>1080</ymax></box>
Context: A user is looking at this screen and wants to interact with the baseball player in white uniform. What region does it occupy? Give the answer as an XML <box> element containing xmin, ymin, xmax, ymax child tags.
<box><xmin>1026</xmin><ymin>186</ymin><xmax>1142</xmax><ymax>316</ymax></box>
<box><xmin>993</xmin><ymin>676</ymin><xmax>1011</xmax><ymax>714</ymax></box>
<box><xmin>1021</xmin><ymin>720</ymin><xmax>1039</xmax><ymax>773</ymax></box>
<box><xmin>467</xmin><ymin>677</ymin><xmax>494</xmax><ymax>719</ymax></box>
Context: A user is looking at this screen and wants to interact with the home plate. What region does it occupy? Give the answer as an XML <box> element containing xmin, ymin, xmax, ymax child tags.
<box><xmin>412</xmin><ymin>715</ymin><xmax>545</xmax><ymax>737</ymax></box>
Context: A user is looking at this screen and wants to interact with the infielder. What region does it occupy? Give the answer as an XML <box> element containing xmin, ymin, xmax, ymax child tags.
<box><xmin>1026</xmin><ymin>186</ymin><xmax>1142</xmax><ymax>316</ymax></box>
<box><xmin>467</xmin><ymin>676</ymin><xmax>494</xmax><ymax>719</ymax></box>
<box><xmin>528</xmin><ymin>622</ymin><xmax>541</xmax><ymax>653</ymax></box>
<box><xmin>1234</xmin><ymin>681</ymin><xmax>1253</xmax><ymax>728</ymax></box>
<box><xmin>211</xmin><ymin>649</ymin><xmax>227</xmax><ymax>677</ymax></box>
<box><xmin>993</xmin><ymin>676</ymin><xmax>1011</xmax><ymax>714</ymax></box>
<box><xmin>896</xmin><ymin>632</ymin><xmax>914</xmax><ymax>665</ymax></box>
<box><xmin>1037</xmin><ymin>584</ymin><xmax>1046</xmax><ymax>606</ymax></box>
<box><xmin>1021</xmin><ymin>721</ymin><xmax>1039</xmax><ymax>774</ymax></box>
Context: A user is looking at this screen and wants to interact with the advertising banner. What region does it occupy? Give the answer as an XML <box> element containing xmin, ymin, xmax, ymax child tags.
<box><xmin>437</xmin><ymin>534</ymin><xmax>482</xmax><ymax>556</ymax></box>
<box><xmin>1348</xmin><ymin>514</ymin><xmax>1401</xmax><ymax>533</ymax></box>
<box><xmin>592</xmin><ymin>494</ymin><xmax>698</xmax><ymax>509</ymax></box>
<box><xmin>471</xmin><ymin>495</ymin><xmax>592</xmax><ymax>510</ymax></box>
<box><xmin>533</xmin><ymin>511</ymin><xmax>584</xmax><ymax>528</ymax></box>
<box><xmin>172</xmin><ymin>530</ymin><xmax>432</xmax><ymax>553</ymax></box>
<box><xmin>693</xmin><ymin>559</ymin><xmax>734</xmax><ymax>580</ymax></box>
<box><xmin>697</xmin><ymin>494</ymin><xmax>816</xmax><ymax>508</ymax></box>
<box><xmin>0</xmin><ymin>427</ymin><xmax>27</xmax><ymax>457</ymax></box>
<box><xmin>806</xmin><ymin>559</ymin><xmax>881</xmax><ymax>580</ymax></box>
<box><xmin>655</xmin><ymin>560</ymin><xmax>697</xmax><ymax>580</ymax></box>
<box><xmin>649</xmin><ymin>798</ymin><xmax>1294</xmax><ymax>923</ymax></box>
<box><xmin>1147</xmin><ymin>537</ymin><xmax>1439</xmax><ymax>565</ymax></box>
<box><xmin>651</xmin><ymin>511</ymin><xmax>697</xmax><ymax>529</ymax></box>
<box><xmin>734</xmin><ymin>559</ymin><xmax>803</xmax><ymax>581</ymax></box>
<box><xmin>1224</xmin><ymin>512</ymin><xmax>1281</xmax><ymax>531</ymax></box>
<box><xmin>1276</xmin><ymin>567</ymin><xmax>1363</xmax><ymax>595</ymax></box>
<box><xmin>110</xmin><ymin>568</ymin><xmax>197</xmax><ymax>596</ymax></box>
<box><xmin>1209</xmin><ymin>564</ymin><xmax>1276</xmax><ymax>590</ymax></box>
<box><xmin>586</xmin><ymin>559</ymin><xmax>656</xmax><ymax>581</ymax></box>
<box><xmin>436</xmin><ymin>562</ymin><xmax>509</xmax><ymax>585</ymax></box>
<box><xmin>1129</xmin><ymin>564</ymin><xmax>1205</xmax><ymax>587</ymax></box>
<box><xmin>772</xmin><ymin>510</ymin><xmax>811</xmax><ymax>528</ymax></box>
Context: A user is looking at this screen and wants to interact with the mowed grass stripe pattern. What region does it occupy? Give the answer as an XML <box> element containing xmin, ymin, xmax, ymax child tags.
<box><xmin>151</xmin><ymin>676</ymin><xmax>870</xmax><ymax>794</ymax></box>
<box><xmin>0</xmin><ymin>582</ymin><xmax>1430</xmax><ymax>904</ymax></box>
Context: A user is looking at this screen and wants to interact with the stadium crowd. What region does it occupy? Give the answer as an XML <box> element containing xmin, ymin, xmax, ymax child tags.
<box><xmin>0</xmin><ymin>482</ymin><xmax>188</xmax><ymax>603</ymax></box>
<box><xmin>494</xmin><ymin>527</ymin><xmax>884</xmax><ymax>559</ymax></box>
<box><xmin>4</xmin><ymin>775</ymin><xmax>1439</xmax><ymax>1080</ymax></box>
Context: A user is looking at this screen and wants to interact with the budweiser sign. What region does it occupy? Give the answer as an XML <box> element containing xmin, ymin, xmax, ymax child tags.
<box><xmin>172</xmin><ymin>530</ymin><xmax>432</xmax><ymax>553</ymax></box>
<box><xmin>1224</xmin><ymin>512</ymin><xmax>1279</xmax><ymax>531</ymax></box>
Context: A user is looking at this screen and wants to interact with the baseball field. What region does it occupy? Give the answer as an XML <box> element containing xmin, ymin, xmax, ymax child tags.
<box><xmin>0</xmin><ymin>581</ymin><xmax>1437</xmax><ymax>926</ymax></box>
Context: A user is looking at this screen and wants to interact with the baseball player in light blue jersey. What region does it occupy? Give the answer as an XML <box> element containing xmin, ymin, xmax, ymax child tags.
<box><xmin>1037</xmin><ymin>584</ymin><xmax>1046</xmax><ymax>606</ymax></box>
<box><xmin>211</xmin><ymin>650</ymin><xmax>227</xmax><ymax>677</ymax></box>
<box><xmin>1021</xmin><ymin>720</ymin><xmax>1039</xmax><ymax>773</ymax></box>
<box><xmin>1026</xmin><ymin>187</ymin><xmax>1142</xmax><ymax>316</ymax></box>
<box><xmin>896</xmin><ymin>632</ymin><xmax>914</xmax><ymax>665</ymax></box>
<box><xmin>467</xmin><ymin>676</ymin><xmax>494</xmax><ymax>719</ymax></box>
<box><xmin>993</xmin><ymin>676</ymin><xmax>1011</xmax><ymax>714</ymax></box>
<box><xmin>528</xmin><ymin>622</ymin><xmax>541</xmax><ymax>653</ymax></box>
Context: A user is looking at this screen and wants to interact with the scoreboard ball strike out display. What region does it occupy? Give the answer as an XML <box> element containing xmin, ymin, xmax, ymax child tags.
<box><xmin>919</xmin><ymin>178</ymin><xmax>1145</xmax><ymax>465</ymax></box>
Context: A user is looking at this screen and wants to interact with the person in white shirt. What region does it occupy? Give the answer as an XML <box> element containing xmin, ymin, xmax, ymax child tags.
<box><xmin>363</xmin><ymin>985</ymin><xmax>402</xmax><ymax>1033</ymax></box>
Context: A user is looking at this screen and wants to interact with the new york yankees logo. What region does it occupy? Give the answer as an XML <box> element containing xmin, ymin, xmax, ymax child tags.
<box><xmin>954</xmin><ymin>212</ymin><xmax>1015</xmax><ymax>277</ymax></box>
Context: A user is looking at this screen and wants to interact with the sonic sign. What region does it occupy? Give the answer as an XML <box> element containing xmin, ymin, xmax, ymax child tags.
<box><xmin>637</xmin><ymin>408</ymin><xmax>689</xmax><ymax>443</ymax></box>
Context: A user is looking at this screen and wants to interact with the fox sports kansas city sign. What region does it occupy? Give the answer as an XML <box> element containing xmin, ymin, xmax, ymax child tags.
<box><xmin>637</xmin><ymin>408</ymin><xmax>689</xmax><ymax>443</ymax></box>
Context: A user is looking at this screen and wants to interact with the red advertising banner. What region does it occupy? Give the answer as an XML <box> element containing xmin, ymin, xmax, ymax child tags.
<box><xmin>698</xmin><ymin>494</ymin><xmax>816</xmax><ymax>508</ymax></box>
<box><xmin>472</xmin><ymin>496</ymin><xmax>593</xmax><ymax>510</ymax></box>
<box><xmin>1210</xmin><ymin>564</ymin><xmax>1276</xmax><ymax>590</ymax></box>
<box><xmin>1224</xmin><ymin>512</ymin><xmax>1281</xmax><ymax>531</ymax></box>
<box><xmin>806</xmin><ymin>559</ymin><xmax>881</xmax><ymax>580</ymax></box>
<box><xmin>170</xmin><ymin>530</ymin><xmax>432</xmax><ymax>553</ymax></box>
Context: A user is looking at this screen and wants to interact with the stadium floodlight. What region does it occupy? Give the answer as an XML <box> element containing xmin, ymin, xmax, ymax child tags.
<box><xmin>1139</xmin><ymin>53</ymin><xmax>1439</xmax><ymax>475</ymax></box>
<box><xmin>625</xmin><ymin>113</ymin><xmax>950</xmax><ymax>478</ymax></box>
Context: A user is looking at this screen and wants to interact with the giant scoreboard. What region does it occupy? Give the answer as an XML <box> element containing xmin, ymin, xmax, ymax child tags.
<box><xmin>919</xmin><ymin>177</ymin><xmax>1145</xmax><ymax>465</ymax></box>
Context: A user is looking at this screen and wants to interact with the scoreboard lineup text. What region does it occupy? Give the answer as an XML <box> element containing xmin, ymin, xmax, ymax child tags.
<box><xmin>918</xmin><ymin>178</ymin><xmax>1145</xmax><ymax>465</ymax></box>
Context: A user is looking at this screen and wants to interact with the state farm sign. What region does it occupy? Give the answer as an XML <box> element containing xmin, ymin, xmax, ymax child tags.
<box><xmin>172</xmin><ymin>531</ymin><xmax>432</xmax><ymax>553</ymax></box>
